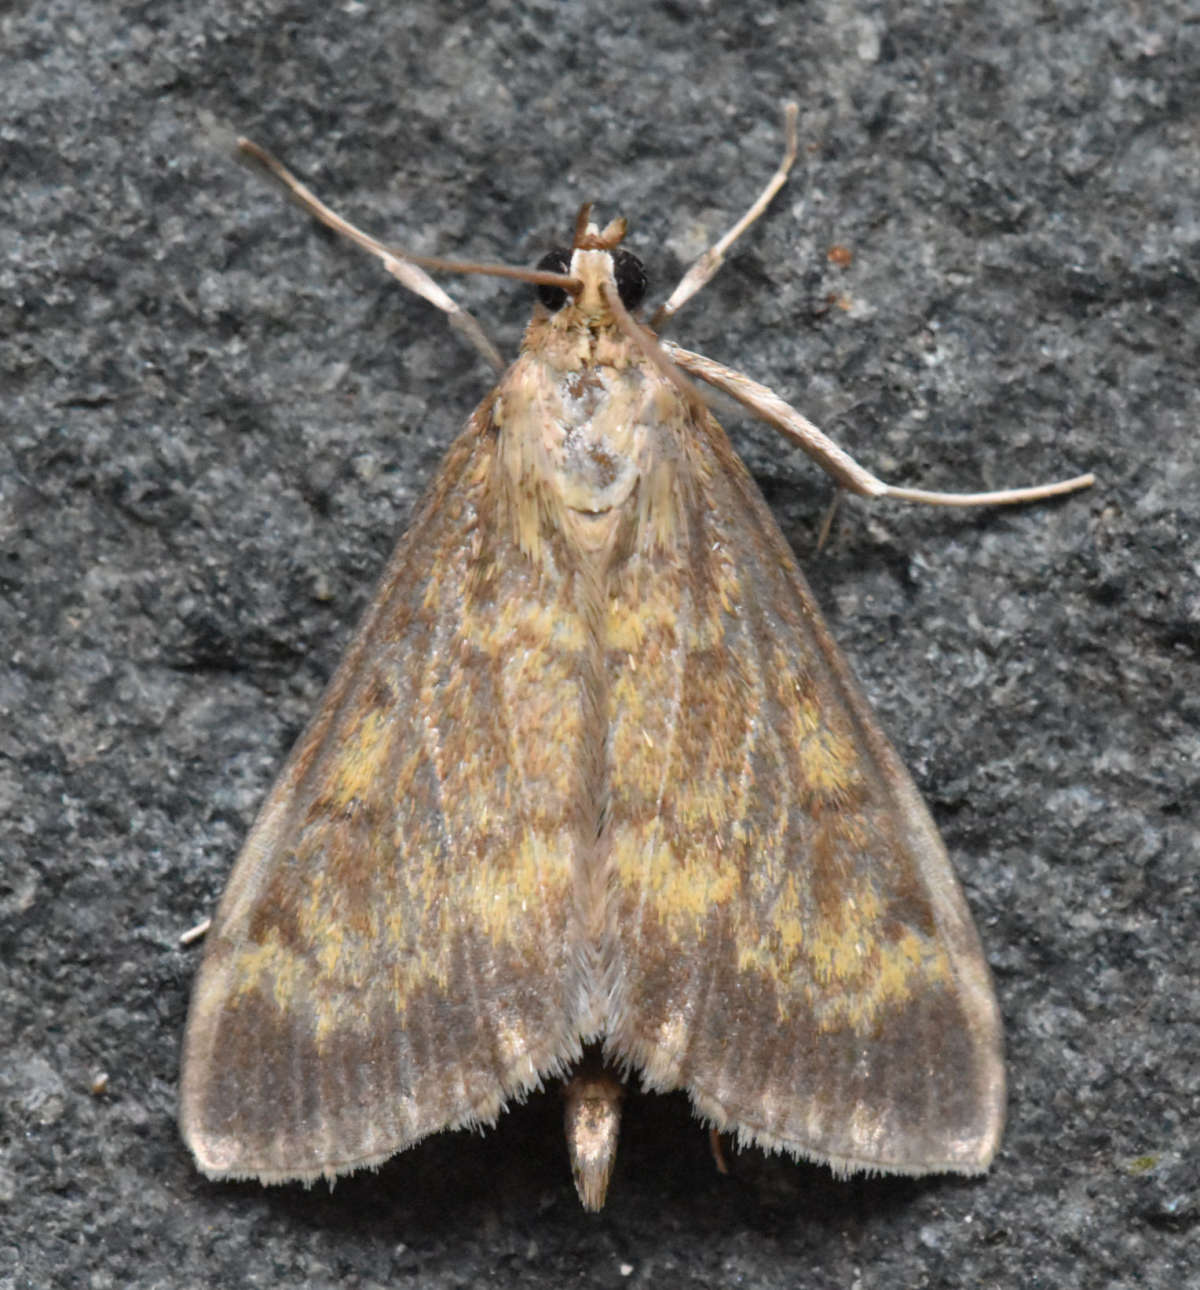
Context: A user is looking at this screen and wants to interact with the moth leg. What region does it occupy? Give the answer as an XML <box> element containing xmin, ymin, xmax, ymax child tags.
<box><xmin>650</xmin><ymin>101</ymin><xmax>799</xmax><ymax>329</ymax></box>
<box><xmin>664</xmin><ymin>341</ymin><xmax>1096</xmax><ymax>507</ymax></box>
<box><xmin>236</xmin><ymin>138</ymin><xmax>505</xmax><ymax>372</ymax></box>
<box><xmin>178</xmin><ymin>917</ymin><xmax>210</xmax><ymax>946</ymax></box>
<box><xmin>708</xmin><ymin>1127</ymin><xmax>731</xmax><ymax>1177</ymax></box>
<box><xmin>815</xmin><ymin>489</ymin><xmax>841</xmax><ymax>551</ymax></box>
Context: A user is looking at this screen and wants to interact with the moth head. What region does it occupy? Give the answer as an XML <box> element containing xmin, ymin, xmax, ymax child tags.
<box><xmin>535</xmin><ymin>204</ymin><xmax>647</xmax><ymax>319</ymax></box>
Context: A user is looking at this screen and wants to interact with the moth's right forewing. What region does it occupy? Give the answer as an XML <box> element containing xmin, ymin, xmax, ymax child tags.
<box><xmin>603</xmin><ymin>405</ymin><xmax>1005</xmax><ymax>1177</ymax></box>
<box><xmin>181</xmin><ymin>395</ymin><xmax>596</xmax><ymax>1182</ymax></box>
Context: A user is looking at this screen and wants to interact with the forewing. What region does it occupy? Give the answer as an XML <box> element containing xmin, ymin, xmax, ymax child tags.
<box><xmin>603</xmin><ymin>411</ymin><xmax>1004</xmax><ymax>1175</ymax></box>
<box><xmin>181</xmin><ymin>398</ymin><xmax>597</xmax><ymax>1181</ymax></box>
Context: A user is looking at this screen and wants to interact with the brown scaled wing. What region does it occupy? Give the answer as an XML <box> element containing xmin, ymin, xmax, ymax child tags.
<box><xmin>181</xmin><ymin>398</ymin><xmax>598</xmax><ymax>1181</ymax></box>
<box><xmin>602</xmin><ymin>405</ymin><xmax>1005</xmax><ymax>1176</ymax></box>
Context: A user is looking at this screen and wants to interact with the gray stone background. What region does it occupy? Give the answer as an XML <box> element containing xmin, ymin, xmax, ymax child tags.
<box><xmin>2</xmin><ymin>2</ymin><xmax>1196</xmax><ymax>1287</ymax></box>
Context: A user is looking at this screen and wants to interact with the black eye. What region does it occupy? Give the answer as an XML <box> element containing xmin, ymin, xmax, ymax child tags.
<box><xmin>536</xmin><ymin>249</ymin><xmax>572</xmax><ymax>310</ymax></box>
<box><xmin>613</xmin><ymin>250</ymin><xmax>648</xmax><ymax>311</ymax></box>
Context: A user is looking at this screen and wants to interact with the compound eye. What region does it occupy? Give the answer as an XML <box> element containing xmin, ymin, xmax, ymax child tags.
<box><xmin>535</xmin><ymin>249</ymin><xmax>572</xmax><ymax>310</ymax></box>
<box><xmin>613</xmin><ymin>250</ymin><xmax>647</xmax><ymax>311</ymax></box>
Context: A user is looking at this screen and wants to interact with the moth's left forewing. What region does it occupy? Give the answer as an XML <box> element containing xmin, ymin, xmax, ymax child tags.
<box><xmin>603</xmin><ymin>399</ymin><xmax>1005</xmax><ymax>1177</ymax></box>
<box><xmin>182</xmin><ymin>391</ymin><xmax>603</xmax><ymax>1183</ymax></box>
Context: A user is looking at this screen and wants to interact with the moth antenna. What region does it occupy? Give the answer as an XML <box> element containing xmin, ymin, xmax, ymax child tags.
<box><xmin>382</xmin><ymin>250</ymin><xmax>580</xmax><ymax>296</ymax></box>
<box><xmin>601</xmin><ymin>281</ymin><xmax>708</xmax><ymax>421</ymax></box>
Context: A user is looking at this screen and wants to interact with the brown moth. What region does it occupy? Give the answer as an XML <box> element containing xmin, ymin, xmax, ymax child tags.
<box><xmin>180</xmin><ymin>105</ymin><xmax>1093</xmax><ymax>1210</ymax></box>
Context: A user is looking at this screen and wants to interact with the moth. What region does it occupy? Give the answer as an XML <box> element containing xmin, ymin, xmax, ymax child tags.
<box><xmin>180</xmin><ymin>104</ymin><xmax>1093</xmax><ymax>1210</ymax></box>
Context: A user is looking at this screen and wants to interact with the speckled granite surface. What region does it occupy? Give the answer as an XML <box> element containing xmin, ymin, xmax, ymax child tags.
<box><xmin>2</xmin><ymin>3</ymin><xmax>1196</xmax><ymax>1287</ymax></box>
